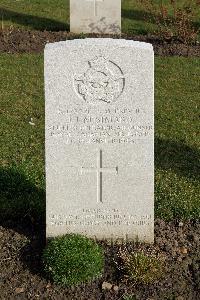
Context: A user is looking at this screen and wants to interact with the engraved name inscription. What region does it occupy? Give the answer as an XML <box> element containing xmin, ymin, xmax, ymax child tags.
<box><xmin>48</xmin><ymin>106</ymin><xmax>153</xmax><ymax>145</ymax></box>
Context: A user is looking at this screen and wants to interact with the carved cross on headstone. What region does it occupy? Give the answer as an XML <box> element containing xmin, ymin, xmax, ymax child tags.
<box><xmin>81</xmin><ymin>149</ymin><xmax>118</xmax><ymax>203</ymax></box>
<box><xmin>86</xmin><ymin>0</ymin><xmax>104</xmax><ymax>17</ymax></box>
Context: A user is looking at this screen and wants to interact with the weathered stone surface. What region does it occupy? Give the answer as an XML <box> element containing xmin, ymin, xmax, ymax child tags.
<box><xmin>70</xmin><ymin>0</ymin><xmax>121</xmax><ymax>34</ymax></box>
<box><xmin>45</xmin><ymin>38</ymin><xmax>154</xmax><ymax>242</ymax></box>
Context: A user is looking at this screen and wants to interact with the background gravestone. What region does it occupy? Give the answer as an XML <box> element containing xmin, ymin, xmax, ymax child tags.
<box><xmin>70</xmin><ymin>0</ymin><xmax>121</xmax><ymax>34</ymax></box>
<box><xmin>45</xmin><ymin>38</ymin><xmax>154</xmax><ymax>243</ymax></box>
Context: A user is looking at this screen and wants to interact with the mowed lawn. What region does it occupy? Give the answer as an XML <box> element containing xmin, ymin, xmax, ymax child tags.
<box><xmin>0</xmin><ymin>0</ymin><xmax>200</xmax><ymax>33</ymax></box>
<box><xmin>0</xmin><ymin>54</ymin><xmax>199</xmax><ymax>222</ymax></box>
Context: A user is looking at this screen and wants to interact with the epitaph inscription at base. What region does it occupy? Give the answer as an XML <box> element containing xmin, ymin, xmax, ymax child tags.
<box><xmin>45</xmin><ymin>39</ymin><xmax>154</xmax><ymax>242</ymax></box>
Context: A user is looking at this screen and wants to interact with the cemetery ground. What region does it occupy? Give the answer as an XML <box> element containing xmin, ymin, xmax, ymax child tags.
<box><xmin>0</xmin><ymin>55</ymin><xmax>200</xmax><ymax>300</ymax></box>
<box><xmin>0</xmin><ymin>1</ymin><xmax>200</xmax><ymax>300</ymax></box>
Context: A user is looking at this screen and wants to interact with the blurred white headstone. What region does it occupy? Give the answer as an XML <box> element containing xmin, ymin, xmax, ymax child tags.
<box><xmin>70</xmin><ymin>0</ymin><xmax>121</xmax><ymax>34</ymax></box>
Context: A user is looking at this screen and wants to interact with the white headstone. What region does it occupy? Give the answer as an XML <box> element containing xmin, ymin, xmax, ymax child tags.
<box><xmin>70</xmin><ymin>0</ymin><xmax>121</xmax><ymax>34</ymax></box>
<box><xmin>45</xmin><ymin>39</ymin><xmax>154</xmax><ymax>243</ymax></box>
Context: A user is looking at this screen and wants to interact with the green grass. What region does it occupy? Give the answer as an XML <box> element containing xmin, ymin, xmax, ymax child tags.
<box><xmin>155</xmin><ymin>57</ymin><xmax>200</xmax><ymax>220</ymax></box>
<box><xmin>0</xmin><ymin>0</ymin><xmax>69</xmax><ymax>31</ymax></box>
<box><xmin>0</xmin><ymin>0</ymin><xmax>199</xmax><ymax>34</ymax></box>
<box><xmin>0</xmin><ymin>54</ymin><xmax>45</xmax><ymax>220</ymax></box>
<box><xmin>43</xmin><ymin>234</ymin><xmax>104</xmax><ymax>286</ymax></box>
<box><xmin>0</xmin><ymin>54</ymin><xmax>199</xmax><ymax>222</ymax></box>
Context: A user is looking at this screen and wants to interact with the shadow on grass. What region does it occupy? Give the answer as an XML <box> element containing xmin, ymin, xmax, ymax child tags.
<box><xmin>155</xmin><ymin>137</ymin><xmax>200</xmax><ymax>180</ymax></box>
<box><xmin>0</xmin><ymin>166</ymin><xmax>45</xmax><ymax>235</ymax></box>
<box><xmin>0</xmin><ymin>166</ymin><xmax>46</xmax><ymax>275</ymax></box>
<box><xmin>122</xmin><ymin>8</ymin><xmax>155</xmax><ymax>23</ymax></box>
<box><xmin>0</xmin><ymin>8</ymin><xmax>69</xmax><ymax>31</ymax></box>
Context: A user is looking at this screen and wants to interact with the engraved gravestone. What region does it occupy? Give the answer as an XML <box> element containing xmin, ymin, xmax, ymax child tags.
<box><xmin>45</xmin><ymin>39</ymin><xmax>154</xmax><ymax>242</ymax></box>
<box><xmin>70</xmin><ymin>0</ymin><xmax>121</xmax><ymax>34</ymax></box>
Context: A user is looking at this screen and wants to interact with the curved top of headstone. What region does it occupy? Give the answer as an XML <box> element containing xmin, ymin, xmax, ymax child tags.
<box><xmin>45</xmin><ymin>38</ymin><xmax>154</xmax><ymax>52</ymax></box>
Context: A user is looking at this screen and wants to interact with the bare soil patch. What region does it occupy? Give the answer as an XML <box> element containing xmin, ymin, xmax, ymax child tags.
<box><xmin>0</xmin><ymin>29</ymin><xmax>199</xmax><ymax>56</ymax></box>
<box><xmin>0</xmin><ymin>219</ymin><xmax>199</xmax><ymax>300</ymax></box>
